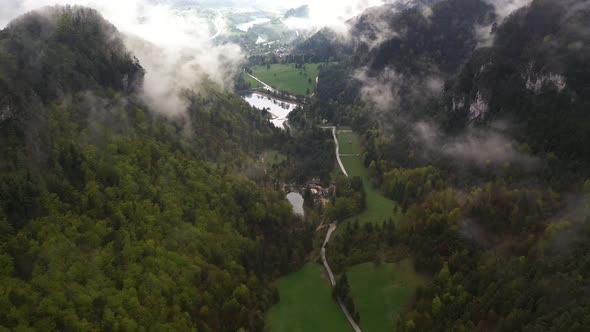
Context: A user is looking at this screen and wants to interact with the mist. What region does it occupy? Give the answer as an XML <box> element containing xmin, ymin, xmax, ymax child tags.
<box><xmin>413</xmin><ymin>121</ymin><xmax>539</xmax><ymax>168</ymax></box>
<box><xmin>1</xmin><ymin>0</ymin><xmax>409</xmax><ymax>115</ymax></box>
<box><xmin>354</xmin><ymin>67</ymin><xmax>403</xmax><ymax>112</ymax></box>
<box><xmin>1</xmin><ymin>0</ymin><xmax>242</xmax><ymax>116</ymax></box>
<box><xmin>485</xmin><ymin>0</ymin><xmax>532</xmax><ymax>22</ymax></box>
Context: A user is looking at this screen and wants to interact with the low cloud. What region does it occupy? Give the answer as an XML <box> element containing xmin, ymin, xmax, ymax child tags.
<box><xmin>485</xmin><ymin>0</ymin><xmax>533</xmax><ymax>22</ymax></box>
<box><xmin>282</xmin><ymin>0</ymin><xmax>395</xmax><ymax>36</ymax></box>
<box><xmin>1</xmin><ymin>0</ymin><xmax>244</xmax><ymax>116</ymax></box>
<box><xmin>547</xmin><ymin>193</ymin><xmax>590</xmax><ymax>255</ymax></box>
<box><xmin>413</xmin><ymin>121</ymin><xmax>539</xmax><ymax>168</ymax></box>
<box><xmin>125</xmin><ymin>36</ymin><xmax>243</xmax><ymax>115</ymax></box>
<box><xmin>475</xmin><ymin>0</ymin><xmax>533</xmax><ymax>47</ymax></box>
<box><xmin>353</xmin><ymin>66</ymin><xmax>444</xmax><ymax>114</ymax></box>
<box><xmin>354</xmin><ymin>67</ymin><xmax>403</xmax><ymax>111</ymax></box>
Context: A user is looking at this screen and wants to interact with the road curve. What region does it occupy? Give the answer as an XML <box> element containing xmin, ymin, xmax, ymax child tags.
<box><xmin>319</xmin><ymin>126</ymin><xmax>360</xmax><ymax>331</ymax></box>
<box><xmin>321</xmin><ymin>223</ymin><xmax>337</xmax><ymax>286</ymax></box>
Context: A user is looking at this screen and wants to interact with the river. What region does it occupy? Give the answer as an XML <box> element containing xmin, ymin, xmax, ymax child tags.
<box><xmin>242</xmin><ymin>92</ymin><xmax>300</xmax><ymax>129</ymax></box>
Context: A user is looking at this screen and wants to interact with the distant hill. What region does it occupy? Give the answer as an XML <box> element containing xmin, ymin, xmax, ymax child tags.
<box><xmin>284</xmin><ymin>5</ymin><xmax>309</xmax><ymax>19</ymax></box>
<box><xmin>0</xmin><ymin>6</ymin><xmax>143</xmax><ymax>123</ymax></box>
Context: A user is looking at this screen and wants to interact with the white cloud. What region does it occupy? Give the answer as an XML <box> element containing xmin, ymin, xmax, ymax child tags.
<box><xmin>1</xmin><ymin>0</ymin><xmax>243</xmax><ymax>115</ymax></box>
<box><xmin>413</xmin><ymin>121</ymin><xmax>539</xmax><ymax>168</ymax></box>
<box><xmin>0</xmin><ymin>0</ymin><xmax>405</xmax><ymax>114</ymax></box>
<box><xmin>354</xmin><ymin>67</ymin><xmax>402</xmax><ymax>111</ymax></box>
<box><xmin>283</xmin><ymin>0</ymin><xmax>390</xmax><ymax>35</ymax></box>
<box><xmin>485</xmin><ymin>0</ymin><xmax>533</xmax><ymax>22</ymax></box>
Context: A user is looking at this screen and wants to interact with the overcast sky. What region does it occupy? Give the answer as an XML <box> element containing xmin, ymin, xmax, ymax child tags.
<box><xmin>0</xmin><ymin>0</ymin><xmax>392</xmax><ymax>31</ymax></box>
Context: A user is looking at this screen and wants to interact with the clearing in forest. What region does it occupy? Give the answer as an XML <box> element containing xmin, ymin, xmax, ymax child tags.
<box><xmin>337</xmin><ymin>130</ymin><xmax>399</xmax><ymax>224</ymax></box>
<box><xmin>266</xmin><ymin>263</ymin><xmax>352</xmax><ymax>332</ymax></box>
<box><xmin>347</xmin><ymin>260</ymin><xmax>428</xmax><ymax>332</ymax></box>
<box><xmin>248</xmin><ymin>63</ymin><xmax>320</xmax><ymax>96</ymax></box>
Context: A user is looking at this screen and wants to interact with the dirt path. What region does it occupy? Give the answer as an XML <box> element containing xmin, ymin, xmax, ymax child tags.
<box><xmin>245</xmin><ymin>71</ymin><xmax>279</xmax><ymax>94</ymax></box>
<box><xmin>321</xmin><ymin>126</ymin><xmax>348</xmax><ymax>177</ymax></box>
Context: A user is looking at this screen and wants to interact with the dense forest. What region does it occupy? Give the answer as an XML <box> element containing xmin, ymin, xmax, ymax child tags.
<box><xmin>300</xmin><ymin>0</ymin><xmax>590</xmax><ymax>330</ymax></box>
<box><xmin>0</xmin><ymin>6</ymin><xmax>312</xmax><ymax>331</ymax></box>
<box><xmin>3</xmin><ymin>0</ymin><xmax>590</xmax><ymax>331</ymax></box>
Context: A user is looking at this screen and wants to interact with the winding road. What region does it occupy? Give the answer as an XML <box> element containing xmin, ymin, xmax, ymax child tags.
<box><xmin>322</xmin><ymin>222</ymin><xmax>362</xmax><ymax>332</ymax></box>
<box><xmin>320</xmin><ymin>127</ymin><xmax>362</xmax><ymax>332</ymax></box>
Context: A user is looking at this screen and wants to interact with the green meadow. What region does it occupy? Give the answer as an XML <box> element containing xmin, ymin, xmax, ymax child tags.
<box><xmin>337</xmin><ymin>130</ymin><xmax>423</xmax><ymax>331</ymax></box>
<box><xmin>266</xmin><ymin>263</ymin><xmax>352</xmax><ymax>332</ymax></box>
<box><xmin>248</xmin><ymin>63</ymin><xmax>320</xmax><ymax>96</ymax></box>
<box><xmin>337</xmin><ymin>130</ymin><xmax>400</xmax><ymax>224</ymax></box>
<box><xmin>347</xmin><ymin>260</ymin><xmax>427</xmax><ymax>332</ymax></box>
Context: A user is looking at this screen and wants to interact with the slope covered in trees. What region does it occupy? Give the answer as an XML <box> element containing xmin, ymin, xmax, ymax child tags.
<box><xmin>443</xmin><ymin>0</ymin><xmax>590</xmax><ymax>172</ymax></box>
<box><xmin>0</xmin><ymin>6</ymin><xmax>312</xmax><ymax>331</ymax></box>
<box><xmin>297</xmin><ymin>0</ymin><xmax>590</xmax><ymax>330</ymax></box>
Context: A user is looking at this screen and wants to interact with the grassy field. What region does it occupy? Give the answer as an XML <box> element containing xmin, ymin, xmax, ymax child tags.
<box><xmin>337</xmin><ymin>130</ymin><xmax>399</xmax><ymax>224</ymax></box>
<box><xmin>347</xmin><ymin>260</ymin><xmax>427</xmax><ymax>332</ymax></box>
<box><xmin>266</xmin><ymin>263</ymin><xmax>352</xmax><ymax>332</ymax></box>
<box><xmin>249</xmin><ymin>63</ymin><xmax>320</xmax><ymax>96</ymax></box>
<box><xmin>336</xmin><ymin>130</ymin><xmax>424</xmax><ymax>331</ymax></box>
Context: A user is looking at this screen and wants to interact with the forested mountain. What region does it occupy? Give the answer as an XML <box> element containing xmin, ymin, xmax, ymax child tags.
<box><xmin>311</xmin><ymin>0</ymin><xmax>590</xmax><ymax>176</ymax></box>
<box><xmin>309</xmin><ymin>0</ymin><xmax>499</xmax><ymax>128</ymax></box>
<box><xmin>3</xmin><ymin>0</ymin><xmax>590</xmax><ymax>331</ymax></box>
<box><xmin>298</xmin><ymin>0</ymin><xmax>590</xmax><ymax>330</ymax></box>
<box><xmin>444</xmin><ymin>0</ymin><xmax>590</xmax><ymax>171</ymax></box>
<box><xmin>0</xmin><ymin>6</ymin><xmax>310</xmax><ymax>331</ymax></box>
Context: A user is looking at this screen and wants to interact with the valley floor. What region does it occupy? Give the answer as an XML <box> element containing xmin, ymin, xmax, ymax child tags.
<box><xmin>267</xmin><ymin>127</ymin><xmax>422</xmax><ymax>332</ymax></box>
<box><xmin>337</xmin><ymin>130</ymin><xmax>400</xmax><ymax>224</ymax></box>
<box><xmin>266</xmin><ymin>263</ymin><xmax>352</xmax><ymax>332</ymax></box>
<box><xmin>246</xmin><ymin>63</ymin><xmax>320</xmax><ymax>96</ymax></box>
<box><xmin>348</xmin><ymin>260</ymin><xmax>427</xmax><ymax>332</ymax></box>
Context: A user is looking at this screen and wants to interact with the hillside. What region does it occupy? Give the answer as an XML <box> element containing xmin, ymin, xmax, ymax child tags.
<box><xmin>444</xmin><ymin>0</ymin><xmax>590</xmax><ymax>169</ymax></box>
<box><xmin>293</xmin><ymin>0</ymin><xmax>590</xmax><ymax>331</ymax></box>
<box><xmin>0</xmin><ymin>6</ymin><xmax>311</xmax><ymax>331</ymax></box>
<box><xmin>3</xmin><ymin>1</ymin><xmax>590</xmax><ymax>331</ymax></box>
